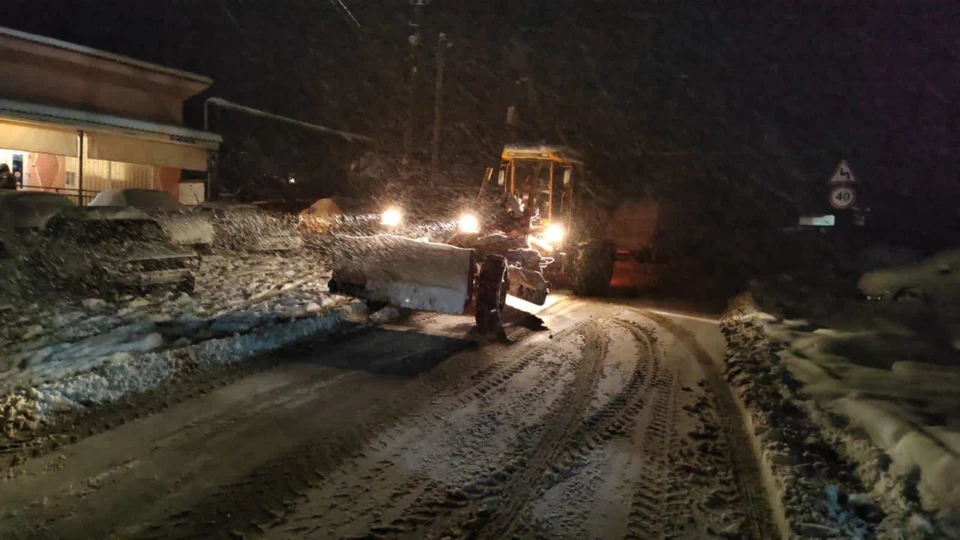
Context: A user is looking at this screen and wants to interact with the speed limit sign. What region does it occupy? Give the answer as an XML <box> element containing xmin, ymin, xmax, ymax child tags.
<box><xmin>830</xmin><ymin>186</ymin><xmax>856</xmax><ymax>209</ymax></box>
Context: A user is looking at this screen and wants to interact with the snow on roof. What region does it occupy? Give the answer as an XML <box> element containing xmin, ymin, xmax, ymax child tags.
<box><xmin>502</xmin><ymin>143</ymin><xmax>583</xmax><ymax>164</ymax></box>
<box><xmin>0</xmin><ymin>26</ymin><xmax>212</xmax><ymax>85</ymax></box>
<box><xmin>503</xmin><ymin>143</ymin><xmax>576</xmax><ymax>153</ymax></box>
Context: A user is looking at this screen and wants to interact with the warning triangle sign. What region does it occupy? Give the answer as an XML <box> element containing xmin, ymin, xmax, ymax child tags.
<box><xmin>829</xmin><ymin>159</ymin><xmax>857</xmax><ymax>184</ymax></box>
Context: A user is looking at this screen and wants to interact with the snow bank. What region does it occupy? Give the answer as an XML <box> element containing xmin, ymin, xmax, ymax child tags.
<box><xmin>722</xmin><ymin>299</ymin><xmax>886</xmax><ymax>539</ymax></box>
<box><xmin>2</xmin><ymin>298</ymin><xmax>399</xmax><ymax>437</ymax></box>
<box><xmin>776</xmin><ymin>324</ymin><xmax>960</xmax><ymax>528</ymax></box>
<box><xmin>33</xmin><ymin>301</ymin><xmax>372</xmax><ymax>413</ymax></box>
<box><xmin>724</xmin><ymin>294</ymin><xmax>955</xmax><ymax>537</ymax></box>
<box><xmin>0</xmin><ymin>250</ymin><xmax>412</xmax><ymax>436</ymax></box>
<box><xmin>858</xmin><ymin>249</ymin><xmax>960</xmax><ymax>300</ymax></box>
<box><xmin>856</xmin><ymin>249</ymin><xmax>960</xmax><ymax>350</ymax></box>
<box><xmin>0</xmin><ymin>252</ymin><xmax>339</xmax><ymax>387</ymax></box>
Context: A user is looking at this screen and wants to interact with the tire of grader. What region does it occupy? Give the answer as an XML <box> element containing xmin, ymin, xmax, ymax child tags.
<box><xmin>475</xmin><ymin>254</ymin><xmax>508</xmax><ymax>334</ymax></box>
<box><xmin>572</xmin><ymin>239</ymin><xmax>616</xmax><ymax>297</ymax></box>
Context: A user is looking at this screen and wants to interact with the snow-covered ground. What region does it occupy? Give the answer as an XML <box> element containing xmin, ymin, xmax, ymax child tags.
<box><xmin>1</xmin><ymin>252</ymin><xmax>334</xmax><ymax>385</ymax></box>
<box><xmin>0</xmin><ymin>249</ymin><xmax>394</xmax><ymax>434</ymax></box>
<box><xmin>726</xmin><ymin>284</ymin><xmax>960</xmax><ymax>537</ymax></box>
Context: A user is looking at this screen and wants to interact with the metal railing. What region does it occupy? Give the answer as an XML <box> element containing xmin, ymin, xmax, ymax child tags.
<box><xmin>17</xmin><ymin>184</ymin><xmax>99</xmax><ymax>205</ymax></box>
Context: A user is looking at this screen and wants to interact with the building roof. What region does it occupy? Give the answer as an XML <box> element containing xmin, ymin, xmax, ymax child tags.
<box><xmin>0</xmin><ymin>98</ymin><xmax>222</xmax><ymax>147</ymax></box>
<box><xmin>0</xmin><ymin>26</ymin><xmax>211</xmax><ymax>85</ymax></box>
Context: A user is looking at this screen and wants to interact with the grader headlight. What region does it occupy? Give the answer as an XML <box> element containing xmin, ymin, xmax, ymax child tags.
<box><xmin>545</xmin><ymin>224</ymin><xmax>565</xmax><ymax>244</ymax></box>
<box><xmin>458</xmin><ymin>213</ymin><xmax>480</xmax><ymax>234</ymax></box>
<box><xmin>381</xmin><ymin>207</ymin><xmax>403</xmax><ymax>227</ymax></box>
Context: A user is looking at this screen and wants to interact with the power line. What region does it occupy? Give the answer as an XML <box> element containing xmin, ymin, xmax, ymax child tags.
<box><xmin>204</xmin><ymin>97</ymin><xmax>376</xmax><ymax>145</ymax></box>
<box><xmin>327</xmin><ymin>0</ymin><xmax>362</xmax><ymax>32</ymax></box>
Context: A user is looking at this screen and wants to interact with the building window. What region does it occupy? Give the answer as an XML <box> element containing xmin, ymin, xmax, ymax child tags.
<box><xmin>65</xmin><ymin>171</ymin><xmax>77</xmax><ymax>187</ymax></box>
<box><xmin>65</xmin><ymin>157</ymin><xmax>155</xmax><ymax>192</ymax></box>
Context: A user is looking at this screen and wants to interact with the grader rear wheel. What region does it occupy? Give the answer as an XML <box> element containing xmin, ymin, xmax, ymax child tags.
<box><xmin>572</xmin><ymin>240</ymin><xmax>616</xmax><ymax>297</ymax></box>
<box><xmin>475</xmin><ymin>255</ymin><xmax>508</xmax><ymax>334</ymax></box>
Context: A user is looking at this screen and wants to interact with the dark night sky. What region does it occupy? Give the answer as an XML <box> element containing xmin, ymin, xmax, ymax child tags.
<box><xmin>4</xmin><ymin>0</ymin><xmax>959</xmax><ymax>244</ymax></box>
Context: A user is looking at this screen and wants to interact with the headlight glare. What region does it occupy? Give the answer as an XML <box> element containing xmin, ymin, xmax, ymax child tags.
<box><xmin>458</xmin><ymin>213</ymin><xmax>480</xmax><ymax>234</ymax></box>
<box><xmin>381</xmin><ymin>207</ymin><xmax>403</xmax><ymax>227</ymax></box>
<box><xmin>545</xmin><ymin>224</ymin><xmax>565</xmax><ymax>243</ymax></box>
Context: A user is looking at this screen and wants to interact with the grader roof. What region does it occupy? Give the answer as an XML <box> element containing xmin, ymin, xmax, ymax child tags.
<box><xmin>501</xmin><ymin>143</ymin><xmax>584</xmax><ymax>165</ymax></box>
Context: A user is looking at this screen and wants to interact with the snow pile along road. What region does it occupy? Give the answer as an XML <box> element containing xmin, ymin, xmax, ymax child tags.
<box><xmin>28</xmin><ymin>300</ymin><xmax>371</xmax><ymax>416</ymax></box>
<box><xmin>0</xmin><ymin>251</ymin><xmax>398</xmax><ymax>433</ymax></box>
<box><xmin>723</xmin><ymin>293</ymin><xmax>955</xmax><ymax>538</ymax></box>
<box><xmin>1</xmin><ymin>253</ymin><xmax>334</xmax><ymax>386</ymax></box>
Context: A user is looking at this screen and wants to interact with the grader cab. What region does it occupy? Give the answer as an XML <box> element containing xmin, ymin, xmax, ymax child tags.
<box><xmin>476</xmin><ymin>143</ymin><xmax>579</xmax><ymax>249</ymax></box>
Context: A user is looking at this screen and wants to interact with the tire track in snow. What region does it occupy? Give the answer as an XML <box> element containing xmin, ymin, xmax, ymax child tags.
<box><xmin>266</xmin><ymin>321</ymin><xmax>596</xmax><ymax>537</ymax></box>
<box><xmin>367</xmin><ymin>317</ymin><xmax>669</xmax><ymax>539</ymax></box>
<box><xmin>473</xmin><ymin>312</ymin><xmax>772</xmax><ymax>540</ymax></box>
<box><xmin>624</xmin><ymin>357</ymin><xmax>683</xmax><ymax>539</ymax></box>
<box><xmin>344</xmin><ymin>320</ymin><xmax>608</xmax><ymax>539</ymax></box>
<box><xmin>135</xmin><ymin>331</ymin><xmax>530</xmax><ymax>539</ymax></box>
<box><xmin>506</xmin><ymin>318</ymin><xmax>660</xmax><ymax>537</ymax></box>
<box><xmin>555</xmin><ymin>319</ymin><xmax>657</xmax><ymax>461</ymax></box>
<box><xmin>640</xmin><ymin>310</ymin><xmax>778</xmax><ymax>539</ymax></box>
<box><xmin>510</xmin><ymin>315</ymin><xmax>697</xmax><ymax>539</ymax></box>
<box><xmin>470</xmin><ymin>321</ymin><xmax>608</xmax><ymax>539</ymax></box>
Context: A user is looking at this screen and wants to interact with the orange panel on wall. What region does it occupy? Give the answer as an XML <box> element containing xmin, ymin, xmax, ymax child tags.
<box><xmin>29</xmin><ymin>153</ymin><xmax>65</xmax><ymax>189</ymax></box>
<box><xmin>155</xmin><ymin>167</ymin><xmax>181</xmax><ymax>200</ymax></box>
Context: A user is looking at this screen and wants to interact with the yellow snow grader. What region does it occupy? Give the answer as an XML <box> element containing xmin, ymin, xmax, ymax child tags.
<box><xmin>328</xmin><ymin>143</ymin><xmax>615</xmax><ymax>333</ymax></box>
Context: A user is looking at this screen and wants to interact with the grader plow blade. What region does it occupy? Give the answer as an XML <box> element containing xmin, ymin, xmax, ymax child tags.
<box><xmin>328</xmin><ymin>235</ymin><xmax>475</xmax><ymax>315</ymax></box>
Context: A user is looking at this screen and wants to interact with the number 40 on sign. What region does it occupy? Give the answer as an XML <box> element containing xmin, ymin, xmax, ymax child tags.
<box><xmin>830</xmin><ymin>186</ymin><xmax>856</xmax><ymax>209</ymax></box>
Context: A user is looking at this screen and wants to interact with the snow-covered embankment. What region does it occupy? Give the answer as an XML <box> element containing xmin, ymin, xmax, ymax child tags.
<box><xmin>722</xmin><ymin>293</ymin><xmax>954</xmax><ymax>538</ymax></box>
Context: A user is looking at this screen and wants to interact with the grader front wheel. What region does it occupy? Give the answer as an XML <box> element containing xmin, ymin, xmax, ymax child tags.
<box><xmin>475</xmin><ymin>255</ymin><xmax>508</xmax><ymax>333</ymax></box>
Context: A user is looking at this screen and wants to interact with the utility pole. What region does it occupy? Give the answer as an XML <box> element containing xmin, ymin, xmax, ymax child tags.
<box><xmin>403</xmin><ymin>0</ymin><xmax>428</xmax><ymax>163</ymax></box>
<box><xmin>431</xmin><ymin>31</ymin><xmax>449</xmax><ymax>183</ymax></box>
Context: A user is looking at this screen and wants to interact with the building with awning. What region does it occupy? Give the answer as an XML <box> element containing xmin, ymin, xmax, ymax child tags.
<box><xmin>0</xmin><ymin>27</ymin><xmax>220</xmax><ymax>204</ymax></box>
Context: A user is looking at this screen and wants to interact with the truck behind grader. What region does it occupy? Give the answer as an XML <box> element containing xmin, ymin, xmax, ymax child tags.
<box><xmin>328</xmin><ymin>143</ymin><xmax>616</xmax><ymax>333</ymax></box>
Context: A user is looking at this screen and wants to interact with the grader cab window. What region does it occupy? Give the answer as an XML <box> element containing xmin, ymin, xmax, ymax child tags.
<box><xmin>515</xmin><ymin>162</ymin><xmax>576</xmax><ymax>224</ymax></box>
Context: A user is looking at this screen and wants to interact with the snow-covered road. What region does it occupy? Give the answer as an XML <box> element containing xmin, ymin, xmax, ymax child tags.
<box><xmin>0</xmin><ymin>296</ymin><xmax>784</xmax><ymax>539</ymax></box>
